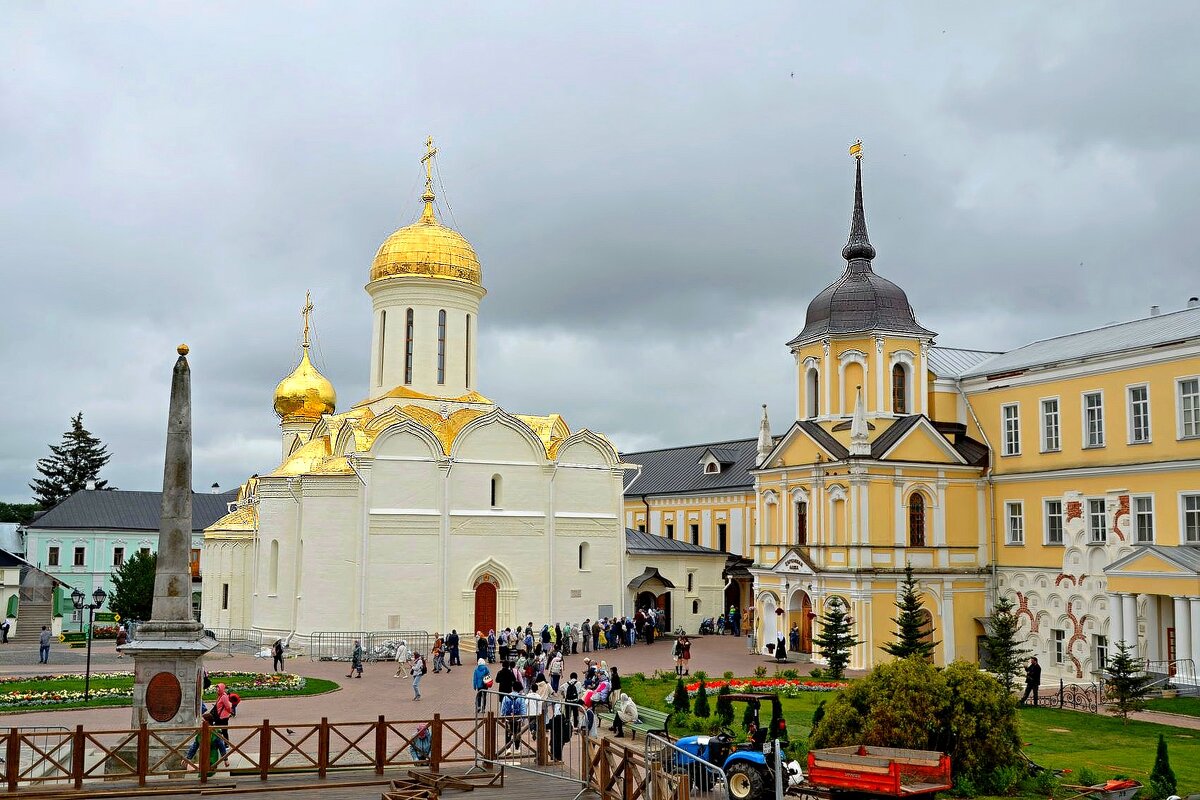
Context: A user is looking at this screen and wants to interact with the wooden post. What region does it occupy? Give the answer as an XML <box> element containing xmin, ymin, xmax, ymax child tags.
<box><xmin>374</xmin><ymin>715</ymin><xmax>386</xmax><ymax>775</ymax></box>
<box><xmin>484</xmin><ymin>711</ymin><xmax>496</xmax><ymax>763</ymax></box>
<box><xmin>136</xmin><ymin>724</ymin><xmax>148</xmax><ymax>786</ymax></box>
<box><xmin>198</xmin><ymin>719</ymin><xmax>211</xmax><ymax>785</ymax></box>
<box><xmin>581</xmin><ymin>735</ymin><xmax>592</xmax><ymax>787</ymax></box>
<box><xmin>430</xmin><ymin>714</ymin><xmax>442</xmax><ymax>774</ymax></box>
<box><xmin>6</xmin><ymin>729</ymin><xmax>20</xmax><ymax>792</ymax></box>
<box><xmin>598</xmin><ymin>738</ymin><xmax>610</xmax><ymax>799</ymax></box>
<box><xmin>318</xmin><ymin>717</ymin><xmax>330</xmax><ymax>778</ymax></box>
<box><xmin>71</xmin><ymin>725</ymin><xmax>85</xmax><ymax>789</ymax></box>
<box><xmin>536</xmin><ymin>712</ymin><xmax>547</xmax><ymax>766</ymax></box>
<box><xmin>622</xmin><ymin>746</ymin><xmax>633</xmax><ymax>800</ymax></box>
<box><xmin>259</xmin><ymin>719</ymin><xmax>271</xmax><ymax>781</ymax></box>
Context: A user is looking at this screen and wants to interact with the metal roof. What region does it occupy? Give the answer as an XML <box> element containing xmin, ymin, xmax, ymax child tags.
<box><xmin>1105</xmin><ymin>544</ymin><xmax>1200</xmax><ymax>575</ymax></box>
<box><xmin>625</xmin><ymin>528</ymin><xmax>729</xmax><ymax>557</ymax></box>
<box><xmin>27</xmin><ymin>489</ymin><xmax>238</xmax><ymax>533</ymax></box>
<box><xmin>962</xmin><ymin>306</ymin><xmax>1200</xmax><ymax>379</ymax></box>
<box><xmin>927</xmin><ymin>347</ymin><xmax>1001</xmax><ymax>378</ymax></box>
<box><xmin>623</xmin><ymin>437</ymin><xmax>761</xmax><ymax>496</ymax></box>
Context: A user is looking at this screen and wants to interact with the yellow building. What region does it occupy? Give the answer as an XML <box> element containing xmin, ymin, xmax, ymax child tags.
<box><xmin>624</xmin><ymin>151</ymin><xmax>1200</xmax><ymax>683</ymax></box>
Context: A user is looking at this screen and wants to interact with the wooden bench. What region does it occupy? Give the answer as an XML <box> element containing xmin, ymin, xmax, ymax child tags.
<box><xmin>597</xmin><ymin>706</ymin><xmax>671</xmax><ymax>741</ymax></box>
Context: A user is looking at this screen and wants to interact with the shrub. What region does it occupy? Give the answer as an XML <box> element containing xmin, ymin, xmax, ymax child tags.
<box><xmin>780</xmin><ymin>668</ymin><xmax>800</xmax><ymax>680</ymax></box>
<box><xmin>1148</xmin><ymin>734</ymin><xmax>1176</xmax><ymax>798</ymax></box>
<box><xmin>809</xmin><ymin>667</ymin><xmax>828</xmax><ymax>679</ymax></box>
<box><xmin>693</xmin><ymin>680</ymin><xmax>710</xmax><ymax>718</ymax></box>
<box><xmin>694</xmin><ymin>670</ymin><xmax>708</xmax><ymax>682</ymax></box>
<box><xmin>810</xmin><ymin>657</ymin><xmax>1020</xmax><ymax>783</ymax></box>
<box><xmin>811</xmin><ymin>700</ymin><xmax>826</xmax><ymax>730</ymax></box>
<box><xmin>715</xmin><ymin>684</ymin><xmax>734</xmax><ymax>726</ymax></box>
<box><xmin>1031</xmin><ymin>768</ymin><xmax>1061</xmax><ymax>797</ymax></box>
<box><xmin>1076</xmin><ymin>767</ymin><xmax>1099</xmax><ymax>788</ymax></box>
<box><xmin>982</xmin><ymin>765</ymin><xmax>1022</xmax><ymax>796</ymax></box>
<box><xmin>633</xmin><ymin>672</ymin><xmax>646</xmax><ymax>681</ymax></box>
<box><xmin>952</xmin><ymin>776</ymin><xmax>979</xmax><ymax>798</ymax></box>
<box><xmin>672</xmin><ymin>678</ymin><xmax>690</xmax><ymax>714</ymax></box>
<box><xmin>753</xmin><ymin>666</ymin><xmax>767</xmax><ymax>678</ymax></box>
<box><xmin>723</xmin><ymin>671</ymin><xmax>735</xmax><ymax>680</ymax></box>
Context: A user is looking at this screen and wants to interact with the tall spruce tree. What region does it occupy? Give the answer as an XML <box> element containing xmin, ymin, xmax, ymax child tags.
<box><xmin>813</xmin><ymin>597</ymin><xmax>861</xmax><ymax>679</ymax></box>
<box><xmin>1106</xmin><ymin>641</ymin><xmax>1152</xmax><ymax>723</ymax></box>
<box><xmin>982</xmin><ymin>595</ymin><xmax>1030</xmax><ymax>695</ymax></box>
<box><xmin>882</xmin><ymin>563</ymin><xmax>938</xmax><ymax>660</ymax></box>
<box><xmin>30</xmin><ymin>412</ymin><xmax>113</xmax><ymax>508</ymax></box>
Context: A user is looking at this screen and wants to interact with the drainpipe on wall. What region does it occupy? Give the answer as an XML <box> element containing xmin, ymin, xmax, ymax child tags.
<box><xmin>956</xmin><ymin>382</ymin><xmax>998</xmax><ymax>607</ymax></box>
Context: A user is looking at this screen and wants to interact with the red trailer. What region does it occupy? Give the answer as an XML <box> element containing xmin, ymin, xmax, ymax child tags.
<box><xmin>804</xmin><ymin>745</ymin><xmax>952</xmax><ymax>798</ymax></box>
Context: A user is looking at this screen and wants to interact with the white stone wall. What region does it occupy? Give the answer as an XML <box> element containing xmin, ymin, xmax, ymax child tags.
<box><xmin>199</xmin><ymin>538</ymin><xmax>253</xmax><ymax>630</ymax></box>
<box><xmin>626</xmin><ymin>553</ymin><xmax>726</xmax><ymax>635</ymax></box>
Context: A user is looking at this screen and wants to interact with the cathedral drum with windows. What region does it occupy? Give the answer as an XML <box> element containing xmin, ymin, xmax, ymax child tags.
<box><xmin>201</xmin><ymin>141</ymin><xmax>628</xmax><ymax>641</ymax></box>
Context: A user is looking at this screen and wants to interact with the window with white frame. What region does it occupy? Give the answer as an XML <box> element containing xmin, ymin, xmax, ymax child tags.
<box><xmin>1083</xmin><ymin>392</ymin><xmax>1105</xmax><ymax>447</ymax></box>
<box><xmin>1002</xmin><ymin>403</ymin><xmax>1021</xmax><ymax>456</ymax></box>
<box><xmin>1087</xmin><ymin>498</ymin><xmax>1107</xmax><ymax>543</ymax></box>
<box><xmin>1093</xmin><ymin>634</ymin><xmax>1107</xmax><ymax>671</ymax></box>
<box><xmin>1053</xmin><ymin>629</ymin><xmax>1066</xmax><ymax>664</ymax></box>
<box><xmin>1041</xmin><ymin>398</ymin><xmax>1061</xmax><ymax>452</ymax></box>
<box><xmin>1005</xmin><ymin>501</ymin><xmax>1024</xmax><ymax>545</ymax></box>
<box><xmin>1184</xmin><ymin>494</ymin><xmax>1200</xmax><ymax>544</ymax></box>
<box><xmin>1128</xmin><ymin>385</ymin><xmax>1151</xmax><ymax>444</ymax></box>
<box><xmin>1180</xmin><ymin>377</ymin><xmax>1200</xmax><ymax>439</ymax></box>
<box><xmin>1045</xmin><ymin>499</ymin><xmax>1064</xmax><ymax>545</ymax></box>
<box><xmin>113</xmin><ymin>546</ymin><xmax>124</xmax><ymax>566</ymax></box>
<box><xmin>1134</xmin><ymin>496</ymin><xmax>1154</xmax><ymax>543</ymax></box>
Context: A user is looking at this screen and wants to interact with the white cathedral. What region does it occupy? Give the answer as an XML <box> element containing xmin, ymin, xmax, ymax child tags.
<box><xmin>200</xmin><ymin>142</ymin><xmax>727</xmax><ymax>640</ymax></box>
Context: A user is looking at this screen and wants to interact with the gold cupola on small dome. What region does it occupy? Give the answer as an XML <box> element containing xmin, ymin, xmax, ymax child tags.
<box><xmin>273</xmin><ymin>292</ymin><xmax>337</xmax><ymax>421</ymax></box>
<box><xmin>369</xmin><ymin>137</ymin><xmax>483</xmax><ymax>287</ymax></box>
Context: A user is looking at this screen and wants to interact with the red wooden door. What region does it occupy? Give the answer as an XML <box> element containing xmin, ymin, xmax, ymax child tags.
<box><xmin>474</xmin><ymin>582</ymin><xmax>497</xmax><ymax>634</ymax></box>
<box><xmin>801</xmin><ymin>594</ymin><xmax>813</xmax><ymax>653</ymax></box>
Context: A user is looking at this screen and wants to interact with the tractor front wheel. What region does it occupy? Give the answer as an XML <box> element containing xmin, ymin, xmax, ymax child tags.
<box><xmin>726</xmin><ymin>762</ymin><xmax>768</xmax><ymax>800</ymax></box>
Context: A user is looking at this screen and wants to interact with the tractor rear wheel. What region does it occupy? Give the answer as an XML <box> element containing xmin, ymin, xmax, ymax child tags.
<box><xmin>726</xmin><ymin>762</ymin><xmax>767</xmax><ymax>799</ymax></box>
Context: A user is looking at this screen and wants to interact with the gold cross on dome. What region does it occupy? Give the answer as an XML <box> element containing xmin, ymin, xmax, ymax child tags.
<box><xmin>301</xmin><ymin>290</ymin><xmax>314</xmax><ymax>349</ymax></box>
<box><xmin>421</xmin><ymin>136</ymin><xmax>438</xmax><ymax>193</ymax></box>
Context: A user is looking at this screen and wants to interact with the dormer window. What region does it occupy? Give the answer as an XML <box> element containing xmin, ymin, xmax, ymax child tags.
<box><xmin>705</xmin><ymin>461</ymin><xmax>720</xmax><ymax>474</ymax></box>
<box><xmin>698</xmin><ymin>447</ymin><xmax>736</xmax><ymax>475</ymax></box>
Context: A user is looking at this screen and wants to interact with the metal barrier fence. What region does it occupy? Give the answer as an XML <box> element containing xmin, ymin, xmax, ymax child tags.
<box><xmin>308</xmin><ymin>630</ymin><xmax>433</xmax><ymax>663</ymax></box>
<box><xmin>473</xmin><ymin>688</ymin><xmax>588</xmax><ymax>798</ymax></box>
<box><xmin>645</xmin><ymin>731</ymin><xmax>729</xmax><ymax>800</ymax></box>
<box><xmin>204</xmin><ymin>628</ymin><xmax>269</xmax><ymax>657</ymax></box>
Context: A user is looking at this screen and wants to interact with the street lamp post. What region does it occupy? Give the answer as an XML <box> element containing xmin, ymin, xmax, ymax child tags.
<box><xmin>71</xmin><ymin>587</ymin><xmax>107</xmax><ymax>703</ymax></box>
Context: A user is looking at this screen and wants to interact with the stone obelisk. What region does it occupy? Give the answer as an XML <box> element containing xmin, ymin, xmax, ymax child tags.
<box><xmin>122</xmin><ymin>345</ymin><xmax>215</xmax><ymax>736</ymax></box>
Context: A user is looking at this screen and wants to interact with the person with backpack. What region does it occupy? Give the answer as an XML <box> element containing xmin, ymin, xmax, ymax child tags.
<box><xmin>672</xmin><ymin>637</ymin><xmax>684</xmax><ymax>675</ymax></box>
<box><xmin>185</xmin><ymin>710</ymin><xmax>226</xmax><ymax>775</ymax></box>
<box><xmin>411</xmin><ymin>652</ymin><xmax>426</xmax><ymax>700</ymax></box>
<box><xmin>563</xmin><ymin>672</ymin><xmax>581</xmax><ymax>730</ymax></box>
<box><xmin>548</xmin><ymin>650</ymin><xmax>565</xmax><ymax>692</ymax></box>
<box><xmin>472</xmin><ymin>658</ymin><xmax>492</xmax><ymax>713</ymax></box>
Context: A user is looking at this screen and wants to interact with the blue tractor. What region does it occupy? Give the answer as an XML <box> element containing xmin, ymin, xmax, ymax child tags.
<box><xmin>663</xmin><ymin>693</ymin><xmax>802</xmax><ymax>799</ymax></box>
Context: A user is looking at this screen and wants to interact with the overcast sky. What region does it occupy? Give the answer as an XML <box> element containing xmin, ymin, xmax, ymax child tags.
<box><xmin>2</xmin><ymin>2</ymin><xmax>1197</xmax><ymax>502</ymax></box>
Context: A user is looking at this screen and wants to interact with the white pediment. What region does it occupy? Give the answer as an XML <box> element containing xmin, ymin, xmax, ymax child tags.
<box><xmin>769</xmin><ymin>547</ymin><xmax>816</xmax><ymax>575</ymax></box>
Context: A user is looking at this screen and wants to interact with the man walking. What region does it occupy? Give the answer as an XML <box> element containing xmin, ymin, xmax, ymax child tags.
<box><xmin>1020</xmin><ymin>656</ymin><xmax>1042</xmax><ymax>706</ymax></box>
<box><xmin>38</xmin><ymin>626</ymin><xmax>51</xmax><ymax>664</ymax></box>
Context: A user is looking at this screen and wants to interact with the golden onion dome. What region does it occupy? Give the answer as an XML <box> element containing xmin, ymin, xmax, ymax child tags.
<box><xmin>273</xmin><ymin>348</ymin><xmax>337</xmax><ymax>421</ymax></box>
<box><xmin>369</xmin><ymin>137</ymin><xmax>482</xmax><ymax>287</ymax></box>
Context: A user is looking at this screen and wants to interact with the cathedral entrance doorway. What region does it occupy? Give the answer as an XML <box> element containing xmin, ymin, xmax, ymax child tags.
<box><xmin>473</xmin><ymin>577</ymin><xmax>497</xmax><ymax>635</ymax></box>
<box><xmin>636</xmin><ymin>590</ymin><xmax>671</xmax><ymax>633</ymax></box>
<box><xmin>787</xmin><ymin>590</ymin><xmax>813</xmax><ymax>654</ymax></box>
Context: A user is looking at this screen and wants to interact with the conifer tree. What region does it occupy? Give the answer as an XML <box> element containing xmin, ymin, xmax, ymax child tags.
<box><xmin>982</xmin><ymin>595</ymin><xmax>1030</xmax><ymax>695</ymax></box>
<box><xmin>693</xmin><ymin>679</ymin><xmax>711</xmax><ymax>718</ymax></box>
<box><xmin>813</xmin><ymin>597</ymin><xmax>861</xmax><ymax>679</ymax></box>
<box><xmin>1149</xmin><ymin>733</ymin><xmax>1176</xmax><ymax>797</ymax></box>
<box><xmin>715</xmin><ymin>683</ymin><xmax>734</xmax><ymax>726</ymax></box>
<box><xmin>882</xmin><ymin>563</ymin><xmax>938</xmax><ymax>660</ymax></box>
<box><xmin>672</xmin><ymin>677</ymin><xmax>690</xmax><ymax>714</ymax></box>
<box><xmin>1106</xmin><ymin>641</ymin><xmax>1152</xmax><ymax>723</ymax></box>
<box><xmin>108</xmin><ymin>550</ymin><xmax>157</xmax><ymax>622</ymax></box>
<box><xmin>30</xmin><ymin>412</ymin><xmax>113</xmax><ymax>508</ymax></box>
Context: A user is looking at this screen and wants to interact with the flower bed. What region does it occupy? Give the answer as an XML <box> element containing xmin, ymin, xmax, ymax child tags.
<box><xmin>665</xmin><ymin>677</ymin><xmax>848</xmax><ymax>703</ymax></box>
<box><xmin>0</xmin><ymin>671</ymin><xmax>307</xmax><ymax>708</ymax></box>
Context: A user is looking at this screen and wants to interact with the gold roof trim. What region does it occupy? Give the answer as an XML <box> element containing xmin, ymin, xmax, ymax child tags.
<box><xmin>355</xmin><ymin>385</ymin><xmax>493</xmax><ymax>408</ymax></box>
<box><xmin>204</xmin><ymin>504</ymin><xmax>258</xmax><ymax>535</ymax></box>
<box><xmin>267</xmin><ymin>436</ymin><xmax>355</xmax><ymax>477</ymax></box>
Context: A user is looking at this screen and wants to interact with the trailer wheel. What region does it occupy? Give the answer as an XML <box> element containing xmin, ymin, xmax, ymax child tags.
<box><xmin>727</xmin><ymin>762</ymin><xmax>767</xmax><ymax>800</ymax></box>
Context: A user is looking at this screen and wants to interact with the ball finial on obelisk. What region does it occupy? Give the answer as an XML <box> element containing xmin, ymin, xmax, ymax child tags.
<box><xmin>177</xmin><ymin>344</ymin><xmax>189</xmax><ymax>356</ymax></box>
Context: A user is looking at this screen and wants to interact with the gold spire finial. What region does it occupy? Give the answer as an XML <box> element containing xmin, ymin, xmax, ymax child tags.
<box><xmin>301</xmin><ymin>291</ymin><xmax>314</xmax><ymax>349</ymax></box>
<box><xmin>419</xmin><ymin>136</ymin><xmax>438</xmax><ymax>222</ymax></box>
<box><xmin>849</xmin><ymin>139</ymin><xmax>863</xmax><ymax>160</ymax></box>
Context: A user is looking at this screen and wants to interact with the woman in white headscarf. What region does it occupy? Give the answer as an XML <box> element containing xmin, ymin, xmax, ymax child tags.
<box><xmin>394</xmin><ymin>639</ymin><xmax>411</xmax><ymax>678</ymax></box>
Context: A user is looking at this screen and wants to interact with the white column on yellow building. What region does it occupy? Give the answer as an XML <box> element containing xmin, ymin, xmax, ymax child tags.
<box><xmin>1173</xmin><ymin>597</ymin><xmax>1191</xmax><ymax>676</ymax></box>
<box><xmin>1123</xmin><ymin>594</ymin><xmax>1139</xmax><ymax>655</ymax></box>
<box><xmin>1110</xmin><ymin>593</ymin><xmax>1125</xmax><ymax>648</ymax></box>
<box><xmin>1189</xmin><ymin>597</ymin><xmax>1200</xmax><ymax>682</ymax></box>
<box><xmin>942</xmin><ymin>583</ymin><xmax>956</xmax><ymax>664</ymax></box>
<box><xmin>822</xmin><ymin>340</ymin><xmax>831</xmax><ymax>417</ymax></box>
<box><xmin>893</xmin><ymin>476</ymin><xmax>905</xmax><ymax>547</ymax></box>
<box><xmin>874</xmin><ymin>337</ymin><xmax>885</xmax><ymax>413</ymax></box>
<box><xmin>918</xmin><ymin>341</ymin><xmax>930</xmax><ymax>415</ymax></box>
<box><xmin>1144</xmin><ymin>595</ymin><xmax>1160</xmax><ymax>661</ymax></box>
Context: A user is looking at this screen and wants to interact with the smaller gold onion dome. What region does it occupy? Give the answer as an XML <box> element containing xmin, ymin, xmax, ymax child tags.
<box><xmin>273</xmin><ymin>293</ymin><xmax>337</xmax><ymax>421</ymax></box>
<box><xmin>273</xmin><ymin>349</ymin><xmax>336</xmax><ymax>421</ymax></box>
<box><xmin>370</xmin><ymin>137</ymin><xmax>482</xmax><ymax>287</ymax></box>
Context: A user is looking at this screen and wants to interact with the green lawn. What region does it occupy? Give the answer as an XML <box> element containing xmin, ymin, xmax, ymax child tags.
<box><xmin>622</xmin><ymin>675</ymin><xmax>1200</xmax><ymax>794</ymax></box>
<box><xmin>0</xmin><ymin>674</ymin><xmax>339</xmax><ymax>713</ymax></box>
<box><xmin>1144</xmin><ymin>696</ymin><xmax>1200</xmax><ymax>717</ymax></box>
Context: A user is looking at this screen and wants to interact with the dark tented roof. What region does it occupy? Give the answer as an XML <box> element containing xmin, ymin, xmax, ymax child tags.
<box><xmin>627</xmin><ymin>567</ymin><xmax>675</xmax><ymax>589</ymax></box>
<box><xmin>623</xmin><ymin>438</ymin><xmax>761</xmax><ymax>496</ymax></box>
<box><xmin>625</xmin><ymin>528</ymin><xmax>729</xmax><ymax>557</ymax></box>
<box><xmin>27</xmin><ymin>490</ymin><xmax>238</xmax><ymax>533</ymax></box>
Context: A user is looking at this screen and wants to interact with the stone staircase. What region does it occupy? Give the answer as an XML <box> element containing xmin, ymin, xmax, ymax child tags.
<box><xmin>12</xmin><ymin>601</ymin><xmax>53</xmax><ymax>644</ymax></box>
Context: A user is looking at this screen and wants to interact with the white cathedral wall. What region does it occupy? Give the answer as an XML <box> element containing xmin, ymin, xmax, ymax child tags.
<box><xmin>253</xmin><ymin>483</ymin><xmax>301</xmax><ymax>637</ymax></box>
<box><xmin>199</xmin><ymin>538</ymin><xmax>253</xmax><ymax>630</ymax></box>
<box><xmin>295</xmin><ymin>478</ymin><xmax>362</xmax><ymax>634</ymax></box>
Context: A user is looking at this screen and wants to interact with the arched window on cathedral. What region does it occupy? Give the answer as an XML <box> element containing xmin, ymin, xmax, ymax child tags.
<box><xmin>892</xmin><ymin>363</ymin><xmax>908</xmax><ymax>414</ymax></box>
<box><xmin>796</xmin><ymin>500</ymin><xmax>808</xmax><ymax>545</ymax></box>
<box><xmin>404</xmin><ymin>309</ymin><xmax>414</xmax><ymax>385</ymax></box>
<box><xmin>579</xmin><ymin>542</ymin><xmax>589</xmax><ymax>570</ymax></box>
<box><xmin>437</xmin><ymin>309</ymin><xmax>447</xmax><ymax>385</ymax></box>
<box><xmin>268</xmin><ymin>540</ymin><xmax>279</xmax><ymax>595</ymax></box>
<box><xmin>806</xmin><ymin>368</ymin><xmax>820</xmax><ymax>418</ymax></box>
<box><xmin>908</xmin><ymin>493</ymin><xmax>926</xmax><ymax>547</ymax></box>
<box><xmin>490</xmin><ymin>474</ymin><xmax>502</xmax><ymax>508</ymax></box>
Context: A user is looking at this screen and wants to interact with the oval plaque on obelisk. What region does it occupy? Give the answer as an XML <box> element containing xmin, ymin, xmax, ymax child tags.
<box><xmin>146</xmin><ymin>672</ymin><xmax>182</xmax><ymax>722</ymax></box>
